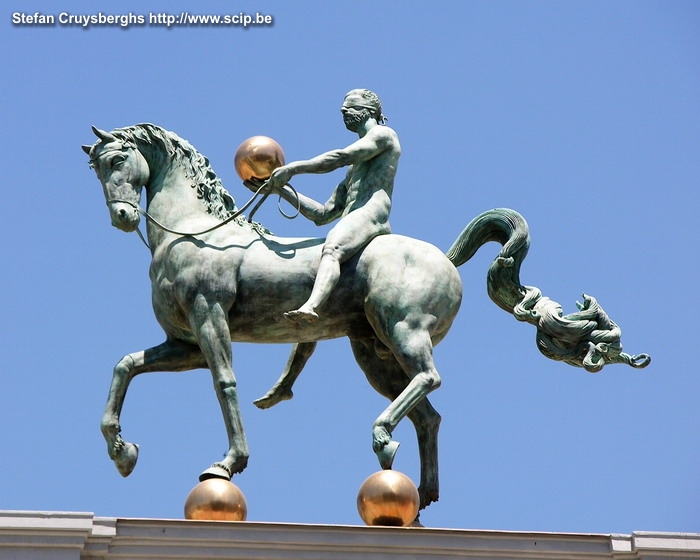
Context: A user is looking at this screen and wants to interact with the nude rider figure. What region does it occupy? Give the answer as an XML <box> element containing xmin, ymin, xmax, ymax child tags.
<box><xmin>261</xmin><ymin>88</ymin><xmax>401</xmax><ymax>322</ymax></box>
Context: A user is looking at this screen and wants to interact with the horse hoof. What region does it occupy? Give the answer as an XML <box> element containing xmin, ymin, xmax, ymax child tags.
<box><xmin>253</xmin><ymin>389</ymin><xmax>293</xmax><ymax>409</ymax></box>
<box><xmin>283</xmin><ymin>309</ymin><xmax>319</xmax><ymax>323</ymax></box>
<box><xmin>376</xmin><ymin>440</ymin><xmax>400</xmax><ymax>470</ymax></box>
<box><xmin>199</xmin><ymin>464</ymin><xmax>232</xmax><ymax>482</ymax></box>
<box><xmin>115</xmin><ymin>442</ymin><xmax>139</xmax><ymax>477</ymax></box>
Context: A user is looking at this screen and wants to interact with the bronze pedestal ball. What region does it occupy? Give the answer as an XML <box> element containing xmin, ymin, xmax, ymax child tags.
<box><xmin>184</xmin><ymin>478</ymin><xmax>247</xmax><ymax>521</ymax></box>
<box><xmin>357</xmin><ymin>470</ymin><xmax>420</xmax><ymax>527</ymax></box>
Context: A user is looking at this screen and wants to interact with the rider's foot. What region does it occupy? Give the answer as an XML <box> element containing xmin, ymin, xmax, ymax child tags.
<box><xmin>284</xmin><ymin>307</ymin><xmax>319</xmax><ymax>323</ymax></box>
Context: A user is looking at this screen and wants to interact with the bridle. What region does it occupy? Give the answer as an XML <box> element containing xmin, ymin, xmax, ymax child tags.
<box><xmin>93</xmin><ymin>140</ymin><xmax>300</xmax><ymax>250</ymax></box>
<box><xmin>107</xmin><ymin>181</ymin><xmax>300</xmax><ymax>250</ymax></box>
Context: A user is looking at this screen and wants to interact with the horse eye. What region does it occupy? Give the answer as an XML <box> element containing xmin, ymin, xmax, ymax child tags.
<box><xmin>111</xmin><ymin>155</ymin><xmax>126</xmax><ymax>168</ymax></box>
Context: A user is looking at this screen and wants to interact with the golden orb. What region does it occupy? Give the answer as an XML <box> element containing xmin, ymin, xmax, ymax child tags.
<box><xmin>357</xmin><ymin>470</ymin><xmax>420</xmax><ymax>527</ymax></box>
<box><xmin>234</xmin><ymin>136</ymin><xmax>285</xmax><ymax>181</ymax></box>
<box><xmin>184</xmin><ymin>478</ymin><xmax>247</xmax><ymax>521</ymax></box>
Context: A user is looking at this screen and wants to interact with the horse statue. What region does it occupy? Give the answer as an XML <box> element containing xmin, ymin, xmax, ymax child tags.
<box><xmin>83</xmin><ymin>123</ymin><xmax>649</xmax><ymax>513</ymax></box>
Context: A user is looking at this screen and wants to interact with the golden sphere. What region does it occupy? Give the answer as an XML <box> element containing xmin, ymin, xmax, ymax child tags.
<box><xmin>184</xmin><ymin>478</ymin><xmax>247</xmax><ymax>521</ymax></box>
<box><xmin>357</xmin><ymin>470</ymin><xmax>420</xmax><ymax>527</ymax></box>
<box><xmin>234</xmin><ymin>136</ymin><xmax>285</xmax><ymax>181</ymax></box>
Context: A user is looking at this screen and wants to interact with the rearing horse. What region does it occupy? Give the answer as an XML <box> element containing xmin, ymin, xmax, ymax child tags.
<box><xmin>84</xmin><ymin>123</ymin><xmax>649</xmax><ymax>512</ymax></box>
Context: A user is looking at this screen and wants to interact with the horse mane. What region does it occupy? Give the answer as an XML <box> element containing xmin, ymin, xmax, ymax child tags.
<box><xmin>111</xmin><ymin>123</ymin><xmax>268</xmax><ymax>233</ymax></box>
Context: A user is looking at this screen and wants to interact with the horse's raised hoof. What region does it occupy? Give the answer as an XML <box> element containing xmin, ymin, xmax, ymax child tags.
<box><xmin>199</xmin><ymin>463</ymin><xmax>233</xmax><ymax>482</ymax></box>
<box><xmin>283</xmin><ymin>308</ymin><xmax>319</xmax><ymax>323</ymax></box>
<box><xmin>114</xmin><ymin>442</ymin><xmax>139</xmax><ymax>477</ymax></box>
<box><xmin>376</xmin><ymin>440</ymin><xmax>400</xmax><ymax>470</ymax></box>
<box><xmin>253</xmin><ymin>388</ymin><xmax>293</xmax><ymax>409</ymax></box>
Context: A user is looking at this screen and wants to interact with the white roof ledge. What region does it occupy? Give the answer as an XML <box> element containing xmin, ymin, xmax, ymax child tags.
<box><xmin>1</xmin><ymin>511</ymin><xmax>698</xmax><ymax>559</ymax></box>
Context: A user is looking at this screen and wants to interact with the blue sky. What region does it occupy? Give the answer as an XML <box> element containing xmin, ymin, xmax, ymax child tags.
<box><xmin>1</xmin><ymin>0</ymin><xmax>698</xmax><ymax>534</ymax></box>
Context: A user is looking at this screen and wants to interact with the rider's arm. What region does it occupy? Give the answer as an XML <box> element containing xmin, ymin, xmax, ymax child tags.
<box><xmin>288</xmin><ymin>127</ymin><xmax>391</xmax><ymax>175</ymax></box>
<box><xmin>277</xmin><ymin>175</ymin><xmax>348</xmax><ymax>226</ymax></box>
<box><xmin>266</xmin><ymin>127</ymin><xmax>392</xmax><ymax>188</ymax></box>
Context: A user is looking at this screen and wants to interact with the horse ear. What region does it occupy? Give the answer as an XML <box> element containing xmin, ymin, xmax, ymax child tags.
<box><xmin>92</xmin><ymin>126</ymin><xmax>116</xmax><ymax>142</ymax></box>
<box><xmin>82</xmin><ymin>145</ymin><xmax>92</xmax><ymax>155</ymax></box>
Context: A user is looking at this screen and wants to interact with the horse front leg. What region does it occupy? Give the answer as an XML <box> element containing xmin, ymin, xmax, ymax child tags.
<box><xmin>101</xmin><ymin>338</ymin><xmax>207</xmax><ymax>477</ymax></box>
<box><xmin>189</xmin><ymin>299</ymin><xmax>249</xmax><ymax>481</ymax></box>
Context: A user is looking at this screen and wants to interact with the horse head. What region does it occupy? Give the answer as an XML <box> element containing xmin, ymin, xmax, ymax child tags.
<box><xmin>84</xmin><ymin>126</ymin><xmax>149</xmax><ymax>232</ymax></box>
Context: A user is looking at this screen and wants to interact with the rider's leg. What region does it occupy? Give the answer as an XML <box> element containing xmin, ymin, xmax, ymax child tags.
<box><xmin>285</xmin><ymin>246</ymin><xmax>341</xmax><ymax>322</ymax></box>
<box><xmin>285</xmin><ymin>210</ymin><xmax>388</xmax><ymax>323</ymax></box>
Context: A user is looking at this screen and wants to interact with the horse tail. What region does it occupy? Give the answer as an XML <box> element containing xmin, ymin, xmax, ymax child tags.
<box><xmin>446</xmin><ymin>208</ymin><xmax>650</xmax><ymax>372</ymax></box>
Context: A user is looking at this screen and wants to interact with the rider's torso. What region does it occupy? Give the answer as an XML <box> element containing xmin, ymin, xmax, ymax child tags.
<box><xmin>342</xmin><ymin>153</ymin><xmax>398</xmax><ymax>218</ymax></box>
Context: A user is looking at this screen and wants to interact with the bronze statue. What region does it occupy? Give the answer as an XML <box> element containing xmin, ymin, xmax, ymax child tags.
<box><xmin>84</xmin><ymin>110</ymin><xmax>649</xmax><ymax>516</ymax></box>
<box><xmin>249</xmin><ymin>89</ymin><xmax>400</xmax><ymax>323</ymax></box>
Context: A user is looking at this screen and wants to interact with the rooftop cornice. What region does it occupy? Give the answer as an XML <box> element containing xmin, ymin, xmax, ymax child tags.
<box><xmin>1</xmin><ymin>511</ymin><xmax>698</xmax><ymax>560</ymax></box>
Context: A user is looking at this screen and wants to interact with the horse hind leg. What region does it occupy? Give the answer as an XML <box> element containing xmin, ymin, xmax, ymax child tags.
<box><xmin>372</xmin><ymin>318</ymin><xmax>441</xmax><ymax>432</ymax></box>
<box><xmin>350</xmin><ymin>337</ymin><xmax>441</xmax><ymax>511</ymax></box>
<box><xmin>101</xmin><ymin>338</ymin><xmax>207</xmax><ymax>477</ymax></box>
<box><xmin>253</xmin><ymin>342</ymin><xmax>317</xmax><ymax>409</ymax></box>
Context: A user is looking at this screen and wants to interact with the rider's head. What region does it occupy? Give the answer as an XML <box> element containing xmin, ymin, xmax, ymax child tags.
<box><xmin>341</xmin><ymin>89</ymin><xmax>386</xmax><ymax>131</ymax></box>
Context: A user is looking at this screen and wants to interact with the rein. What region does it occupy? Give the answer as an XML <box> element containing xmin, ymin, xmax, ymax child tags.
<box><xmin>108</xmin><ymin>182</ymin><xmax>300</xmax><ymax>250</ymax></box>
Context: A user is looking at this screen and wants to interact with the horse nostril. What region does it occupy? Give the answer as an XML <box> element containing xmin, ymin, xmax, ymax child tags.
<box><xmin>118</xmin><ymin>208</ymin><xmax>128</xmax><ymax>220</ymax></box>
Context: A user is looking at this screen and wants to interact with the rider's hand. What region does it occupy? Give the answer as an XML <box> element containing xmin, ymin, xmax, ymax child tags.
<box><xmin>267</xmin><ymin>165</ymin><xmax>293</xmax><ymax>192</ymax></box>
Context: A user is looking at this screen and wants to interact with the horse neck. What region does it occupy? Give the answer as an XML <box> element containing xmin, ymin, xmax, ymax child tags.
<box><xmin>142</xmin><ymin>154</ymin><xmax>229</xmax><ymax>249</ymax></box>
